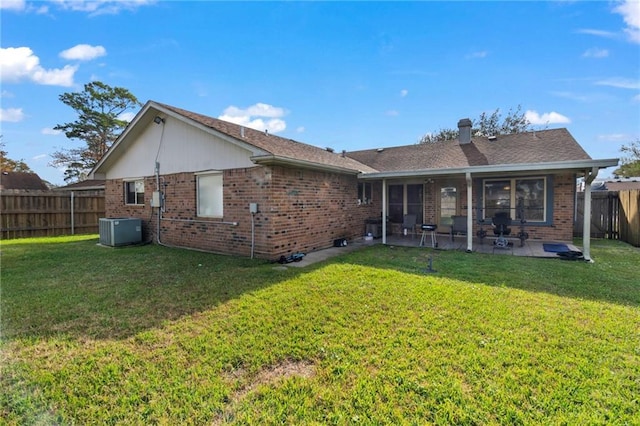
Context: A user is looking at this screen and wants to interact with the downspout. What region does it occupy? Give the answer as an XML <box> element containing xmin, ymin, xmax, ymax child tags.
<box><xmin>382</xmin><ymin>178</ymin><xmax>387</xmax><ymax>245</ymax></box>
<box><xmin>155</xmin><ymin>161</ymin><xmax>161</xmax><ymax>244</ymax></box>
<box><xmin>70</xmin><ymin>190</ymin><xmax>75</xmax><ymax>235</ymax></box>
<box><xmin>250</xmin><ymin>210</ymin><xmax>255</xmax><ymax>259</ymax></box>
<box><xmin>466</xmin><ymin>172</ymin><xmax>473</xmax><ymax>253</ymax></box>
<box><xmin>153</xmin><ymin>115</ymin><xmax>166</xmax><ymax>245</ymax></box>
<box><xmin>582</xmin><ymin>166</ymin><xmax>599</xmax><ymax>262</ymax></box>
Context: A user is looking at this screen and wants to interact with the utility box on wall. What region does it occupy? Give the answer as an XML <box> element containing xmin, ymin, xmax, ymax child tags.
<box><xmin>99</xmin><ymin>218</ymin><xmax>142</xmax><ymax>246</ymax></box>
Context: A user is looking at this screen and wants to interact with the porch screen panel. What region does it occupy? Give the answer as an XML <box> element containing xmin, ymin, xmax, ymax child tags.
<box><xmin>406</xmin><ymin>184</ymin><xmax>423</xmax><ymax>224</ymax></box>
<box><xmin>388</xmin><ymin>184</ymin><xmax>403</xmax><ymax>223</ymax></box>
<box><xmin>484</xmin><ymin>180</ymin><xmax>511</xmax><ymax>219</ymax></box>
<box><xmin>516</xmin><ymin>178</ymin><xmax>545</xmax><ymax>221</ymax></box>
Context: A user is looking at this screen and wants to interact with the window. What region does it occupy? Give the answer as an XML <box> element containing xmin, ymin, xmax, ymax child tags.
<box><xmin>483</xmin><ymin>177</ymin><xmax>546</xmax><ymax>222</ymax></box>
<box><xmin>387</xmin><ymin>183</ymin><xmax>423</xmax><ymax>223</ymax></box>
<box><xmin>388</xmin><ymin>184</ymin><xmax>404</xmax><ymax>222</ymax></box>
<box><xmin>125</xmin><ymin>180</ymin><xmax>145</xmax><ymax>205</ymax></box>
<box><xmin>440</xmin><ymin>187</ymin><xmax>457</xmax><ymax>226</ymax></box>
<box><xmin>357</xmin><ymin>182</ymin><xmax>372</xmax><ymax>205</ymax></box>
<box><xmin>197</xmin><ymin>173</ymin><xmax>223</xmax><ymax>217</ymax></box>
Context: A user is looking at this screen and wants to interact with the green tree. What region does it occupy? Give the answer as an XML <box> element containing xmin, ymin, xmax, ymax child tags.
<box><xmin>613</xmin><ymin>139</ymin><xmax>640</xmax><ymax>178</ymax></box>
<box><xmin>50</xmin><ymin>81</ymin><xmax>141</xmax><ymax>182</ymax></box>
<box><xmin>0</xmin><ymin>138</ymin><xmax>33</xmax><ymax>172</ymax></box>
<box><xmin>418</xmin><ymin>105</ymin><xmax>533</xmax><ymax>143</ymax></box>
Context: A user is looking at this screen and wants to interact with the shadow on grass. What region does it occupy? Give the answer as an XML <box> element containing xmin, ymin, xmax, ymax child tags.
<box><xmin>1</xmin><ymin>238</ymin><xmax>306</xmax><ymax>341</ymax></box>
<box><xmin>329</xmin><ymin>239</ymin><xmax>640</xmax><ymax>307</ymax></box>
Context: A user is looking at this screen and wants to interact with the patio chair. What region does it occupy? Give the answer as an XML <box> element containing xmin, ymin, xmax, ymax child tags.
<box><xmin>492</xmin><ymin>211</ymin><xmax>512</xmax><ymax>249</ymax></box>
<box><xmin>402</xmin><ymin>214</ymin><xmax>417</xmax><ymax>238</ymax></box>
<box><xmin>450</xmin><ymin>215</ymin><xmax>467</xmax><ymax>241</ymax></box>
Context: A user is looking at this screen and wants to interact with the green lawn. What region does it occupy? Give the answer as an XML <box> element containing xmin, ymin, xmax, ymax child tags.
<box><xmin>1</xmin><ymin>236</ymin><xmax>639</xmax><ymax>424</ymax></box>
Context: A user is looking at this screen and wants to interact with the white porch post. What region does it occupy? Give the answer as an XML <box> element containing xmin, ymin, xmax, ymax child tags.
<box><xmin>583</xmin><ymin>167</ymin><xmax>598</xmax><ymax>262</ymax></box>
<box><xmin>466</xmin><ymin>172</ymin><xmax>473</xmax><ymax>252</ymax></box>
<box><xmin>382</xmin><ymin>178</ymin><xmax>387</xmax><ymax>245</ymax></box>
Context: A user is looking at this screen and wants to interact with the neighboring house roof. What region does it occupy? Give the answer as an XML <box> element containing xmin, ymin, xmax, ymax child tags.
<box><xmin>602</xmin><ymin>178</ymin><xmax>640</xmax><ymax>191</ymax></box>
<box><xmin>54</xmin><ymin>179</ymin><xmax>106</xmax><ymax>191</ymax></box>
<box><xmin>0</xmin><ymin>171</ymin><xmax>49</xmax><ymax>190</ymax></box>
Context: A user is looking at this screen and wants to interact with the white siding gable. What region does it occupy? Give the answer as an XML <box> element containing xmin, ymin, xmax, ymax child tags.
<box><xmin>106</xmin><ymin>117</ymin><xmax>257</xmax><ymax>179</ymax></box>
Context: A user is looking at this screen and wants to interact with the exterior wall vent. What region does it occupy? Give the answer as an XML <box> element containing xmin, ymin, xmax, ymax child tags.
<box><xmin>99</xmin><ymin>218</ymin><xmax>142</xmax><ymax>246</ymax></box>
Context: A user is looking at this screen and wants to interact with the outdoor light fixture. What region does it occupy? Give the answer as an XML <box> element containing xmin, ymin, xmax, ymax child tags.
<box><xmin>153</xmin><ymin>116</ymin><xmax>164</xmax><ymax>124</ymax></box>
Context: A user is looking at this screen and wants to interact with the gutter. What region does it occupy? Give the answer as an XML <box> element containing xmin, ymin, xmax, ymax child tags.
<box><xmin>357</xmin><ymin>158</ymin><xmax>619</xmax><ymax>180</ymax></box>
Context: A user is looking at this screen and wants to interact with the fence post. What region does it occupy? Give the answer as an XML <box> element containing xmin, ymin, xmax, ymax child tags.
<box><xmin>71</xmin><ymin>191</ymin><xmax>75</xmax><ymax>235</ymax></box>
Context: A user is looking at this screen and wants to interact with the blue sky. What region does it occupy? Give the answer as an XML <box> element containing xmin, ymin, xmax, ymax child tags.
<box><xmin>1</xmin><ymin>0</ymin><xmax>639</xmax><ymax>185</ymax></box>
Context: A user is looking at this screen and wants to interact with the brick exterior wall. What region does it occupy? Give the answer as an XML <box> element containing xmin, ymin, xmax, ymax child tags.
<box><xmin>424</xmin><ymin>173</ymin><xmax>577</xmax><ymax>242</ymax></box>
<box><xmin>105</xmin><ymin>165</ymin><xmax>381</xmax><ymax>260</ymax></box>
<box><xmin>104</xmin><ymin>169</ymin><xmax>576</xmax><ymax>258</ymax></box>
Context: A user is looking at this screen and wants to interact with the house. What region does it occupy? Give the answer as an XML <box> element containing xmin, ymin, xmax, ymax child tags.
<box><xmin>91</xmin><ymin>101</ymin><xmax>618</xmax><ymax>261</ymax></box>
<box><xmin>584</xmin><ymin>177</ymin><xmax>640</xmax><ymax>192</ymax></box>
<box><xmin>54</xmin><ymin>179</ymin><xmax>106</xmax><ymax>192</ymax></box>
<box><xmin>0</xmin><ymin>171</ymin><xmax>49</xmax><ymax>190</ymax></box>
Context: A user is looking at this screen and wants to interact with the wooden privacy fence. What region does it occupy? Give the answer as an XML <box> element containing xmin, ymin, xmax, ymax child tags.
<box><xmin>1</xmin><ymin>190</ymin><xmax>105</xmax><ymax>239</ymax></box>
<box><xmin>575</xmin><ymin>189</ymin><xmax>640</xmax><ymax>247</ymax></box>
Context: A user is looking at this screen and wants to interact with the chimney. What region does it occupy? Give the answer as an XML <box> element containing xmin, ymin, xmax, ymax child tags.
<box><xmin>458</xmin><ymin>118</ymin><xmax>472</xmax><ymax>144</ymax></box>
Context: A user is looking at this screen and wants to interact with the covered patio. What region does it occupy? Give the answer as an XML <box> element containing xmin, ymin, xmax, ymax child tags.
<box><xmin>382</xmin><ymin>233</ymin><xmax>584</xmax><ymax>259</ymax></box>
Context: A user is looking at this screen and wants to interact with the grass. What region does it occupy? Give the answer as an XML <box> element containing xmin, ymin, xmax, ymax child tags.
<box><xmin>1</xmin><ymin>235</ymin><xmax>639</xmax><ymax>424</ymax></box>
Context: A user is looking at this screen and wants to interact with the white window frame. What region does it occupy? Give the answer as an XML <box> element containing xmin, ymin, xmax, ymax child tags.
<box><xmin>196</xmin><ymin>172</ymin><xmax>223</xmax><ymax>218</ymax></box>
<box><xmin>357</xmin><ymin>182</ymin><xmax>373</xmax><ymax>205</ymax></box>
<box><xmin>124</xmin><ymin>179</ymin><xmax>145</xmax><ymax>205</ymax></box>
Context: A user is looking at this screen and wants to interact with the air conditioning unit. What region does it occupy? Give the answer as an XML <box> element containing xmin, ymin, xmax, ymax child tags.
<box><xmin>99</xmin><ymin>218</ymin><xmax>142</xmax><ymax>247</ymax></box>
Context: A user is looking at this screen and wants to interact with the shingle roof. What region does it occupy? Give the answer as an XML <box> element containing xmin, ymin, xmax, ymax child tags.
<box><xmin>345</xmin><ymin>128</ymin><xmax>591</xmax><ymax>172</ymax></box>
<box><xmin>155</xmin><ymin>102</ymin><xmax>377</xmax><ymax>174</ymax></box>
<box><xmin>54</xmin><ymin>179</ymin><xmax>105</xmax><ymax>191</ymax></box>
<box><xmin>0</xmin><ymin>172</ymin><xmax>49</xmax><ymax>190</ymax></box>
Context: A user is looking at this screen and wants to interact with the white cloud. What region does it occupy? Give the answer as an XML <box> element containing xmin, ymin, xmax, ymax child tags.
<box><xmin>41</xmin><ymin>127</ymin><xmax>63</xmax><ymax>135</ymax></box>
<box><xmin>296</xmin><ymin>126</ymin><xmax>305</xmax><ymax>133</ymax></box>
<box><xmin>118</xmin><ymin>111</ymin><xmax>136</xmax><ymax>122</ymax></box>
<box><xmin>582</xmin><ymin>47</ymin><xmax>609</xmax><ymax>58</ymax></box>
<box><xmin>1</xmin><ymin>89</ymin><xmax>15</xmax><ymax>98</ymax></box>
<box><xmin>633</xmin><ymin>93</ymin><xmax>640</xmax><ymax>102</ymax></box>
<box><xmin>385</xmin><ymin>110</ymin><xmax>399</xmax><ymax>117</ymax></box>
<box><xmin>525</xmin><ymin>110</ymin><xmax>571</xmax><ymax>125</ymax></box>
<box><xmin>0</xmin><ymin>47</ymin><xmax>77</xmax><ymax>86</ymax></box>
<box><xmin>597</xmin><ymin>133</ymin><xmax>631</xmax><ymax>142</ymax></box>
<box><xmin>47</xmin><ymin>0</ymin><xmax>155</xmax><ymax>16</ymax></box>
<box><xmin>576</xmin><ymin>29</ymin><xmax>619</xmax><ymax>39</ymax></box>
<box><xmin>595</xmin><ymin>77</ymin><xmax>640</xmax><ymax>90</ymax></box>
<box><xmin>32</xmin><ymin>154</ymin><xmax>49</xmax><ymax>161</ymax></box>
<box><xmin>219</xmin><ymin>103</ymin><xmax>287</xmax><ymax>133</ymax></box>
<box><xmin>613</xmin><ymin>0</ymin><xmax>640</xmax><ymax>44</ymax></box>
<box><xmin>0</xmin><ymin>0</ymin><xmax>26</xmax><ymax>10</ymax></box>
<box><xmin>466</xmin><ymin>51</ymin><xmax>488</xmax><ymax>59</ymax></box>
<box><xmin>0</xmin><ymin>107</ymin><xmax>25</xmax><ymax>122</ymax></box>
<box><xmin>60</xmin><ymin>44</ymin><xmax>106</xmax><ymax>61</ymax></box>
<box><xmin>400</xmin><ymin>89</ymin><xmax>408</xmax><ymax>97</ymax></box>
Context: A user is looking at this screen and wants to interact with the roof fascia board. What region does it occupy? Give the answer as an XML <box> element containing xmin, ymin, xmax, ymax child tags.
<box><xmin>357</xmin><ymin>158</ymin><xmax>619</xmax><ymax>180</ymax></box>
<box><xmin>251</xmin><ymin>154</ymin><xmax>361</xmax><ymax>175</ymax></box>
